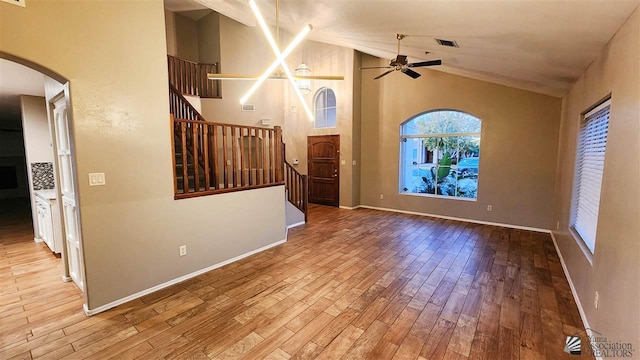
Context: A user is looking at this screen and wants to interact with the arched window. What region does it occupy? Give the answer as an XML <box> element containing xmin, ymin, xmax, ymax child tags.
<box><xmin>314</xmin><ymin>87</ymin><xmax>336</xmax><ymax>128</ymax></box>
<box><xmin>400</xmin><ymin>110</ymin><xmax>481</xmax><ymax>199</ymax></box>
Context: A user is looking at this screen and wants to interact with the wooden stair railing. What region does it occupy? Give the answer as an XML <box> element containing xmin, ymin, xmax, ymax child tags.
<box><xmin>172</xmin><ymin>115</ymin><xmax>284</xmax><ymax>199</ymax></box>
<box><xmin>171</xmin><ymin>116</ymin><xmax>284</xmax><ymax>199</ymax></box>
<box><xmin>170</xmin><ymin>84</ymin><xmax>284</xmax><ymax>198</ymax></box>
<box><xmin>168</xmin><ymin>55</ymin><xmax>220</xmax><ymax>98</ymax></box>
<box><xmin>169</xmin><ymin>84</ymin><xmax>205</xmax><ymax>121</ymax></box>
<box><xmin>284</xmin><ymin>161</ymin><xmax>308</xmax><ymax>221</ymax></box>
<box><xmin>169</xmin><ymin>81</ymin><xmax>307</xmax><ymax>222</ymax></box>
<box><xmin>169</xmin><ymin>83</ymin><xmax>208</xmax><ymax>183</ymax></box>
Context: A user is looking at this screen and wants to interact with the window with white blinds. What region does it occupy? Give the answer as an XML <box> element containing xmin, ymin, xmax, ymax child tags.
<box><xmin>571</xmin><ymin>99</ymin><xmax>610</xmax><ymax>254</ymax></box>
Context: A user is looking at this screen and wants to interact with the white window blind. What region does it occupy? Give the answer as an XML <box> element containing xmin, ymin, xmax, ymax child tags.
<box><xmin>571</xmin><ymin>99</ymin><xmax>610</xmax><ymax>254</ymax></box>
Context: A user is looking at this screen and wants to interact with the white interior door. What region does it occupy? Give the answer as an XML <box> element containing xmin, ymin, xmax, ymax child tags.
<box><xmin>52</xmin><ymin>96</ymin><xmax>84</xmax><ymax>292</ymax></box>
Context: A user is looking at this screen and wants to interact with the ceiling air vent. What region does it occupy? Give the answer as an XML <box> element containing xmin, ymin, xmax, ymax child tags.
<box><xmin>435</xmin><ymin>38</ymin><xmax>459</xmax><ymax>48</ymax></box>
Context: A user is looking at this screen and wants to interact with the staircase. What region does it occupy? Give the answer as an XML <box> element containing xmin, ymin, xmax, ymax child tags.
<box><xmin>168</xmin><ymin>55</ymin><xmax>307</xmax><ymax>220</ymax></box>
<box><xmin>174</xmin><ymin>133</ymin><xmax>205</xmax><ymax>193</ymax></box>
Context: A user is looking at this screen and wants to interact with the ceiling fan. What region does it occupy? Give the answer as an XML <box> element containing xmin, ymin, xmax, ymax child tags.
<box><xmin>361</xmin><ymin>34</ymin><xmax>442</xmax><ymax>80</ymax></box>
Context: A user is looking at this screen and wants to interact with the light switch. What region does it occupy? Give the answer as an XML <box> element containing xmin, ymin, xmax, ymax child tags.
<box><xmin>89</xmin><ymin>173</ymin><xmax>106</xmax><ymax>186</ymax></box>
<box><xmin>341</xmin><ymin>160</ymin><xmax>346</xmax><ymax>165</ymax></box>
<box><xmin>352</xmin><ymin>160</ymin><xmax>357</xmax><ymax>166</ymax></box>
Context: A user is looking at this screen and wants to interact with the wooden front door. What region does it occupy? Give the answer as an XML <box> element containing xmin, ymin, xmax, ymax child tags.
<box><xmin>307</xmin><ymin>135</ymin><xmax>340</xmax><ymax>207</ymax></box>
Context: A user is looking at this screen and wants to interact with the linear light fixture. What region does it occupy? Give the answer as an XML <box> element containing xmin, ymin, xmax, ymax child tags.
<box><xmin>238</xmin><ymin>23</ymin><xmax>310</xmax><ymax>104</ymax></box>
<box><xmin>240</xmin><ymin>0</ymin><xmax>314</xmax><ymax>121</ymax></box>
<box><xmin>209</xmin><ymin>74</ymin><xmax>344</xmax><ymax>81</ymax></box>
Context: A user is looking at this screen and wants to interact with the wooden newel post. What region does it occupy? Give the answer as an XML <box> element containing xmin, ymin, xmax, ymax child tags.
<box><xmin>274</xmin><ymin>126</ymin><xmax>284</xmax><ymax>182</ymax></box>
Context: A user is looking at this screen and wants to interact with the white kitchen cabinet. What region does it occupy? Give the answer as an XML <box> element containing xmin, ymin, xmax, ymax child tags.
<box><xmin>34</xmin><ymin>190</ymin><xmax>63</xmax><ymax>254</ymax></box>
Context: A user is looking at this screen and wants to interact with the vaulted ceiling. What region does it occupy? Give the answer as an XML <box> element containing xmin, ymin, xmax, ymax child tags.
<box><xmin>165</xmin><ymin>0</ymin><xmax>640</xmax><ymax>98</ymax></box>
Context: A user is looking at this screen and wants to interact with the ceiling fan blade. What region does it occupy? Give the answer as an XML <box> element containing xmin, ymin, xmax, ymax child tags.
<box><xmin>360</xmin><ymin>66</ymin><xmax>393</xmax><ymax>70</ymax></box>
<box><xmin>401</xmin><ymin>68</ymin><xmax>421</xmax><ymax>79</ymax></box>
<box><xmin>374</xmin><ymin>69</ymin><xmax>395</xmax><ymax>80</ymax></box>
<box><xmin>408</xmin><ymin>60</ymin><xmax>442</xmax><ymax>68</ymax></box>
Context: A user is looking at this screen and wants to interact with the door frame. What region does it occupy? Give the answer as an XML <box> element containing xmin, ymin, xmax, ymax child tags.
<box><xmin>2</xmin><ymin>52</ymin><xmax>88</xmax><ymax>306</ymax></box>
<box><xmin>307</xmin><ymin>134</ymin><xmax>340</xmax><ymax>207</ymax></box>
<box><xmin>47</xmin><ymin>84</ymin><xmax>87</xmax><ymax>293</ymax></box>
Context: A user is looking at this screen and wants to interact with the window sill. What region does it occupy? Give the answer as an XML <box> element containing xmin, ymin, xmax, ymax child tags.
<box><xmin>398</xmin><ymin>192</ymin><xmax>477</xmax><ymax>202</ymax></box>
<box><xmin>569</xmin><ymin>227</ymin><xmax>594</xmax><ymax>266</ymax></box>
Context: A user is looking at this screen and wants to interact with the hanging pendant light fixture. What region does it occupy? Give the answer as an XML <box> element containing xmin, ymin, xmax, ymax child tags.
<box><xmin>206</xmin><ymin>0</ymin><xmax>344</xmax><ymax>120</ymax></box>
<box><xmin>294</xmin><ymin>63</ymin><xmax>312</xmax><ymax>95</ymax></box>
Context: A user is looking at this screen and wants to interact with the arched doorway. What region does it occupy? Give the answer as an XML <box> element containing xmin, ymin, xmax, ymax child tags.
<box><xmin>0</xmin><ymin>52</ymin><xmax>86</xmax><ymax>294</ymax></box>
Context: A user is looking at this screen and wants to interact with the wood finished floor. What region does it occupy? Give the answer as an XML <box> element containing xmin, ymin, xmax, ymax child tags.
<box><xmin>0</xmin><ymin>202</ymin><xmax>590</xmax><ymax>360</ymax></box>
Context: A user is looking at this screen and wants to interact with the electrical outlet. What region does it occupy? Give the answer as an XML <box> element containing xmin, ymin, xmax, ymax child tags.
<box><xmin>226</xmin><ymin>160</ymin><xmax>231</xmax><ymax>166</ymax></box>
<box><xmin>594</xmin><ymin>291</ymin><xmax>599</xmax><ymax>309</ymax></box>
<box><xmin>487</xmin><ymin>205</ymin><xmax>493</xmax><ymax>211</ymax></box>
<box><xmin>179</xmin><ymin>245</ymin><xmax>187</xmax><ymax>257</ymax></box>
<box><xmin>352</xmin><ymin>160</ymin><xmax>357</xmax><ymax>166</ymax></box>
<box><xmin>379</xmin><ymin>194</ymin><xmax>384</xmax><ymax>200</ymax></box>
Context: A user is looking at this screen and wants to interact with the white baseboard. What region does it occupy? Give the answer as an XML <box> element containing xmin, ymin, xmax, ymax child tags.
<box><xmin>356</xmin><ymin>205</ymin><xmax>550</xmax><ymax>233</ymax></box>
<box><xmin>339</xmin><ymin>205</ymin><xmax>361</xmax><ymax>210</ymax></box>
<box><xmin>34</xmin><ymin>237</ymin><xmax>43</xmax><ymax>243</ymax></box>
<box><xmin>549</xmin><ymin>232</ymin><xmax>595</xmax><ymax>347</ymax></box>
<box><xmin>287</xmin><ymin>221</ymin><xmax>305</xmax><ymax>230</ymax></box>
<box><xmin>61</xmin><ymin>276</ymin><xmax>72</xmax><ymax>283</ymax></box>
<box><xmin>83</xmin><ymin>238</ymin><xmax>287</xmax><ymax>316</ymax></box>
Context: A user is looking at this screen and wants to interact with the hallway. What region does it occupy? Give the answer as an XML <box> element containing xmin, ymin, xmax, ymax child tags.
<box><xmin>0</xmin><ymin>197</ymin><xmax>83</xmax><ymax>354</ymax></box>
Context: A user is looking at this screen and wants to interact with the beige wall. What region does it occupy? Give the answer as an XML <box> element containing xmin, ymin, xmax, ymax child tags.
<box><xmin>552</xmin><ymin>8</ymin><xmax>640</xmax><ymax>345</ymax></box>
<box><xmin>360</xmin><ymin>54</ymin><xmax>562</xmax><ymax>229</ymax></box>
<box><xmin>20</xmin><ymin>96</ymin><xmax>52</xmax><ymax>166</ymax></box>
<box><xmin>21</xmin><ymin>95</ymin><xmax>55</xmax><ymax>228</ymax></box>
<box><xmin>352</xmin><ymin>51</ymin><xmax>362</xmax><ymax>207</ymax></box>
<box><xmin>197</xmin><ymin>12</ymin><xmax>221</xmax><ymax>65</ymax></box>
<box><xmin>200</xmin><ymin>15</ymin><xmax>284</xmax><ymax>127</ymax></box>
<box><xmin>282</xmin><ymin>42</ymin><xmax>356</xmax><ymax>207</ymax></box>
<box><xmin>1</xmin><ymin>1</ymin><xmax>285</xmax><ymax>310</ymax></box>
<box><xmin>164</xmin><ymin>10</ymin><xmax>177</xmax><ymax>57</ymax></box>
<box><xmin>164</xmin><ymin>10</ymin><xmax>202</xmax><ymax>62</ymax></box>
<box><xmin>198</xmin><ymin>14</ymin><xmax>360</xmax><ymax>207</ymax></box>
<box><xmin>174</xmin><ymin>12</ymin><xmax>199</xmax><ymax>62</ymax></box>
